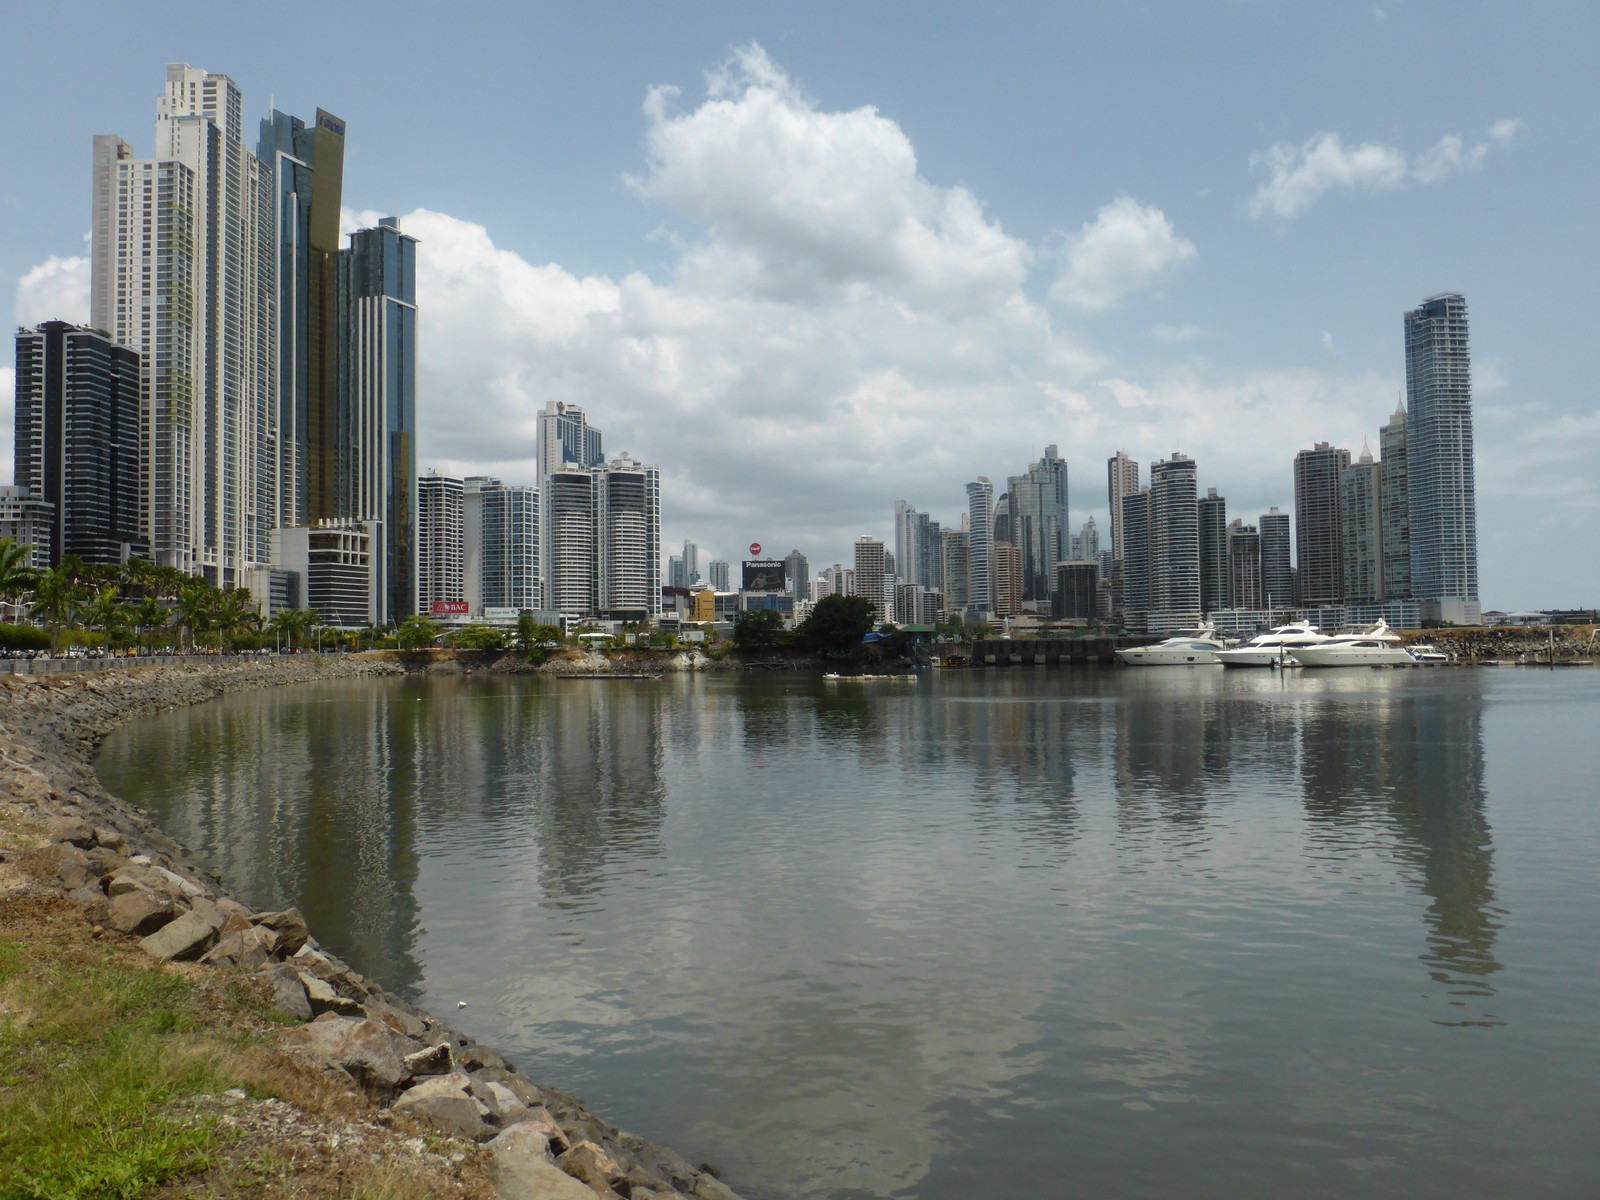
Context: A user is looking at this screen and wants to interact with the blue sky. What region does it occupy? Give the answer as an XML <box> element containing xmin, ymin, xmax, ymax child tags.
<box><xmin>3</xmin><ymin>1</ymin><xmax>1595</xmax><ymax>608</ymax></box>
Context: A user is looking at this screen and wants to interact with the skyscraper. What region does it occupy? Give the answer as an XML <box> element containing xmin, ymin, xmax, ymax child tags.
<box><xmin>1379</xmin><ymin>404</ymin><xmax>1411</xmax><ymax>601</ymax></box>
<box><xmin>710</xmin><ymin>559</ymin><xmax>732</xmax><ymax>592</ymax></box>
<box><xmin>595</xmin><ymin>454</ymin><xmax>661</xmax><ymax>621</ymax></box>
<box><xmin>1119</xmin><ymin>488</ymin><xmax>1151</xmax><ymax>630</ymax></box>
<box><xmin>1006</xmin><ymin>445</ymin><xmax>1069</xmax><ymax>603</ymax></box>
<box><xmin>463</xmin><ymin>477</ymin><xmax>538</xmax><ymax>614</ymax></box>
<box><xmin>1226</xmin><ymin>520</ymin><xmax>1262</xmax><ymax>610</ymax></box>
<box><xmin>853</xmin><ymin>536</ymin><xmax>886</xmax><ymax>623</ymax></box>
<box><xmin>1197</xmin><ymin>487</ymin><xmax>1228</xmax><ymax>616</ymax></box>
<box><xmin>1294</xmin><ymin>442</ymin><xmax>1350</xmax><ymax>605</ymax></box>
<box><xmin>538</xmin><ymin>402</ymin><xmax>604</xmax><ymax>612</ymax></box>
<box><xmin>1149</xmin><ymin>454</ymin><xmax>1200</xmax><ymax>631</ymax></box>
<box><xmin>965</xmin><ymin>478</ymin><xmax>994</xmax><ymax>615</ymax></box>
<box><xmin>782</xmin><ymin>549</ymin><xmax>808</xmax><ymax>599</ymax></box>
<box><xmin>1341</xmin><ymin>449</ymin><xmax>1383</xmax><ymax>603</ymax></box>
<box><xmin>941</xmin><ymin>527</ymin><xmax>970</xmax><ymax>613</ymax></box>
<box><xmin>1259</xmin><ymin>507</ymin><xmax>1292</xmax><ymax>611</ymax></box>
<box><xmin>416</xmin><ymin>472</ymin><xmax>464</xmax><ymax>614</ymax></box>
<box><xmin>1404</xmin><ymin>293</ymin><xmax>1479</xmax><ymax>623</ymax></box>
<box><xmin>14</xmin><ymin>321</ymin><xmax>145</xmax><ymax>567</ymax></box>
<box><xmin>537</xmin><ymin>402</ymin><xmax>604</xmax><ymax>478</ymax></box>
<box><xmin>92</xmin><ymin>64</ymin><xmax>275</xmax><ymax>586</ymax></box>
<box><xmin>1107</xmin><ymin>451</ymin><xmax>1140</xmax><ymax>560</ymax></box>
<box><xmin>343</xmin><ymin>218</ymin><xmax>419</xmax><ymax>625</ymax></box>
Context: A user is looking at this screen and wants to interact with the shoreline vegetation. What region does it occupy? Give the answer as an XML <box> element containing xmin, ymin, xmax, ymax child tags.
<box><xmin>0</xmin><ymin>657</ymin><xmax>748</xmax><ymax>1200</ymax></box>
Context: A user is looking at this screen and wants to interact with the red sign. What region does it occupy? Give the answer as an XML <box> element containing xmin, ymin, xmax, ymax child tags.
<box><xmin>431</xmin><ymin>600</ymin><xmax>470</xmax><ymax>615</ymax></box>
<box><xmin>749</xmin><ymin>542</ymin><xmax>762</xmax><ymax>557</ymax></box>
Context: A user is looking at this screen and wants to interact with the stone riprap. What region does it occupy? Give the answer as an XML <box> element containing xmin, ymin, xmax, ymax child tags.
<box><xmin>0</xmin><ymin>657</ymin><xmax>748</xmax><ymax>1200</ymax></box>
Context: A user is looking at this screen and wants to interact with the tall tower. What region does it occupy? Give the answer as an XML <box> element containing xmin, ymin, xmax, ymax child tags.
<box><xmin>1259</xmin><ymin>507</ymin><xmax>1292</xmax><ymax>611</ymax></box>
<box><xmin>965</xmin><ymin>478</ymin><xmax>994</xmax><ymax>615</ymax></box>
<box><xmin>1293</xmin><ymin>442</ymin><xmax>1350</xmax><ymax>606</ymax></box>
<box><xmin>14</xmin><ymin>322</ymin><xmax>146</xmax><ymax>568</ymax></box>
<box><xmin>1340</xmin><ymin>449</ymin><xmax>1383</xmax><ymax>604</ymax></box>
<box><xmin>538</xmin><ymin>402</ymin><xmax>603</xmax><ymax>611</ymax></box>
<box><xmin>1007</xmin><ymin>445</ymin><xmax>1069</xmax><ymax>603</ymax></box>
<box><xmin>1197</xmin><ymin>487</ymin><xmax>1228</xmax><ymax>616</ymax></box>
<box><xmin>1379</xmin><ymin>405</ymin><xmax>1411</xmax><ymax>601</ymax></box>
<box><xmin>852</xmin><ymin>536</ymin><xmax>887</xmax><ymax>623</ymax></box>
<box><xmin>92</xmin><ymin>64</ymin><xmax>275</xmax><ymax>587</ymax></box>
<box><xmin>596</xmin><ymin>454</ymin><xmax>660</xmax><ymax>621</ymax></box>
<box><xmin>1106</xmin><ymin>451</ymin><xmax>1140</xmax><ymax>559</ymax></box>
<box><xmin>417</xmin><ymin>471</ymin><xmax>464</xmax><ymax>614</ymax></box>
<box><xmin>1226</xmin><ymin>520</ymin><xmax>1262</xmax><ymax>610</ymax></box>
<box><xmin>1404</xmin><ymin>293</ymin><xmax>1479</xmax><ymax>623</ymax></box>
<box><xmin>1149</xmin><ymin>454</ymin><xmax>1200</xmax><ymax>631</ymax></box>
<box><xmin>343</xmin><ymin>218</ymin><xmax>419</xmax><ymax>626</ymax></box>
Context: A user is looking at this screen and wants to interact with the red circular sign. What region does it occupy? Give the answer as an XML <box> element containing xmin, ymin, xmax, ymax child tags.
<box><xmin>749</xmin><ymin>543</ymin><xmax>762</xmax><ymax>557</ymax></box>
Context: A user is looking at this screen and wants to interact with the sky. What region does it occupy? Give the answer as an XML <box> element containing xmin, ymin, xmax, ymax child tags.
<box><xmin>2</xmin><ymin>1</ymin><xmax>1595</xmax><ymax>609</ymax></box>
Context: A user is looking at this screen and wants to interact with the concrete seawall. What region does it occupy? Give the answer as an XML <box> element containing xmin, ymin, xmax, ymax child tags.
<box><xmin>0</xmin><ymin>658</ymin><xmax>749</xmax><ymax>1200</ymax></box>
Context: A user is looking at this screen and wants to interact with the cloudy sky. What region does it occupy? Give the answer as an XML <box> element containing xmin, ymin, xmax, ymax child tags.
<box><xmin>2</xmin><ymin>2</ymin><xmax>1595</xmax><ymax>608</ymax></box>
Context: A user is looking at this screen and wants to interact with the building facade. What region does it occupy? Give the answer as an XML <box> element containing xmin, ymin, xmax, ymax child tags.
<box><xmin>416</xmin><ymin>471</ymin><xmax>464</xmax><ymax>615</ymax></box>
<box><xmin>1226</xmin><ymin>520</ymin><xmax>1262</xmax><ymax>610</ymax></box>
<box><xmin>1260</xmin><ymin>507</ymin><xmax>1293</xmax><ymax>611</ymax></box>
<box><xmin>13</xmin><ymin>321</ymin><xmax>146</xmax><ymax>567</ymax></box>
<box><xmin>1006</xmin><ymin>445</ymin><xmax>1069</xmax><ymax>604</ymax></box>
<box><xmin>1107</xmin><ymin>451</ymin><xmax>1140</xmax><ymax>560</ymax></box>
<box><xmin>464</xmin><ymin>477</ymin><xmax>538</xmax><ymax>615</ymax></box>
<box><xmin>1197</xmin><ymin>487</ymin><xmax>1228</xmax><ymax>616</ymax></box>
<box><xmin>1293</xmin><ymin>442</ymin><xmax>1350</xmax><ymax>605</ymax></box>
<box><xmin>1148</xmin><ymin>454</ymin><xmax>1200</xmax><ymax>632</ymax></box>
<box><xmin>964</xmin><ymin>478</ymin><xmax>994</xmax><ymax>616</ymax></box>
<box><xmin>1341</xmin><ymin>450</ymin><xmax>1383</xmax><ymax>604</ymax></box>
<box><xmin>1404</xmin><ymin>292</ymin><xmax>1479</xmax><ymax>623</ymax></box>
<box><xmin>1379</xmin><ymin>405</ymin><xmax>1411</xmax><ymax>601</ymax></box>
<box><xmin>852</xmin><ymin>536</ymin><xmax>886</xmax><ymax>623</ymax></box>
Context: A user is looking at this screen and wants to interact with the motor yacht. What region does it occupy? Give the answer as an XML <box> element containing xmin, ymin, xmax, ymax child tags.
<box><xmin>1214</xmin><ymin>622</ymin><xmax>1329</xmax><ymax>667</ymax></box>
<box><xmin>1407</xmin><ymin>643</ymin><xmax>1449</xmax><ymax>665</ymax></box>
<box><xmin>1289</xmin><ymin>620</ymin><xmax>1416</xmax><ymax>667</ymax></box>
<box><xmin>1116</xmin><ymin>622</ymin><xmax>1229</xmax><ymax>665</ymax></box>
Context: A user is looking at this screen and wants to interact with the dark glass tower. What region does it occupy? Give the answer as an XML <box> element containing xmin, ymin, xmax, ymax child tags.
<box><xmin>1293</xmin><ymin>442</ymin><xmax>1350</xmax><ymax>605</ymax></box>
<box><xmin>13</xmin><ymin>321</ymin><xmax>147</xmax><ymax>567</ymax></box>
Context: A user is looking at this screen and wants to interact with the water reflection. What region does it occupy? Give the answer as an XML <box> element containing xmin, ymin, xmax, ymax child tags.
<box><xmin>92</xmin><ymin>667</ymin><xmax>1576</xmax><ymax>1200</ymax></box>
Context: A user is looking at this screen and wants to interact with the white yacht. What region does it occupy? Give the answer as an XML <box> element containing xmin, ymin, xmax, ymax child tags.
<box><xmin>1116</xmin><ymin>623</ymin><xmax>1229</xmax><ymax>665</ymax></box>
<box><xmin>1214</xmin><ymin>622</ymin><xmax>1329</xmax><ymax>667</ymax></box>
<box><xmin>1289</xmin><ymin>620</ymin><xmax>1416</xmax><ymax>667</ymax></box>
<box><xmin>1407</xmin><ymin>643</ymin><xmax>1449</xmax><ymax>665</ymax></box>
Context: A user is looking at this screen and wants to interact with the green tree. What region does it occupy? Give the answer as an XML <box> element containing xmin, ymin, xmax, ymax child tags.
<box><xmin>733</xmin><ymin>608</ymin><xmax>785</xmax><ymax>648</ymax></box>
<box><xmin>129</xmin><ymin>596</ymin><xmax>169</xmax><ymax>655</ymax></box>
<box><xmin>172</xmin><ymin>583</ymin><xmax>215</xmax><ymax>652</ymax></box>
<box><xmin>28</xmin><ymin>568</ymin><xmax>83</xmax><ymax>654</ymax></box>
<box><xmin>397</xmin><ymin>615</ymin><xmax>443</xmax><ymax>650</ymax></box>
<box><xmin>799</xmin><ymin>594</ymin><xmax>877</xmax><ymax>656</ymax></box>
<box><xmin>211</xmin><ymin>588</ymin><xmax>259</xmax><ymax>650</ymax></box>
<box><xmin>454</xmin><ymin>624</ymin><xmax>506</xmax><ymax>651</ymax></box>
<box><xmin>0</xmin><ymin>537</ymin><xmax>38</xmax><ymax>620</ymax></box>
<box><xmin>81</xmin><ymin>587</ymin><xmax>126</xmax><ymax>647</ymax></box>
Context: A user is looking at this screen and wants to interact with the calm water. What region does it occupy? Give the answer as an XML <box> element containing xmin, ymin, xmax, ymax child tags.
<box><xmin>97</xmin><ymin>667</ymin><xmax>1600</xmax><ymax>1200</ymax></box>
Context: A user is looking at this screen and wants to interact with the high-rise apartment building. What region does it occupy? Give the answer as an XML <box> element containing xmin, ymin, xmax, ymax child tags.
<box><xmin>1294</xmin><ymin>442</ymin><xmax>1350</xmax><ymax>605</ymax></box>
<box><xmin>1379</xmin><ymin>405</ymin><xmax>1411</xmax><ymax>601</ymax></box>
<box><xmin>965</xmin><ymin>478</ymin><xmax>994</xmax><ymax>615</ymax></box>
<box><xmin>991</xmin><ymin>542</ymin><xmax>1023</xmax><ymax>617</ymax></box>
<box><xmin>1404</xmin><ymin>293</ymin><xmax>1479</xmax><ymax>623</ymax></box>
<box><xmin>596</xmin><ymin>454</ymin><xmax>661</xmax><ymax>622</ymax></box>
<box><xmin>1148</xmin><ymin>454</ymin><xmax>1200</xmax><ymax>631</ymax></box>
<box><xmin>1075</xmin><ymin>516</ymin><xmax>1099</xmax><ymax>564</ymax></box>
<box><xmin>14</xmin><ymin>321</ymin><xmax>146</xmax><ymax>567</ymax></box>
<box><xmin>92</xmin><ymin>64</ymin><xmax>275</xmax><ymax>587</ymax></box>
<box><xmin>1197</xmin><ymin>487</ymin><xmax>1228</xmax><ymax>616</ymax></box>
<box><xmin>544</xmin><ymin>468</ymin><xmax>597</xmax><ymax>616</ymax></box>
<box><xmin>1226</xmin><ymin>520</ymin><xmax>1262</xmax><ymax>610</ymax></box>
<box><xmin>417</xmin><ymin>472</ymin><xmax>464</xmax><ymax>614</ymax></box>
<box><xmin>679</xmin><ymin>540</ymin><xmax>700</xmax><ymax>587</ymax></box>
<box><xmin>1052</xmin><ymin>561</ymin><xmax>1098</xmax><ymax>621</ymax></box>
<box><xmin>1259</xmin><ymin>508</ymin><xmax>1292</xmax><ymax>610</ymax></box>
<box><xmin>537</xmin><ymin>402</ymin><xmax>604</xmax><ymax>478</ymax></box>
<box><xmin>1006</xmin><ymin>445</ymin><xmax>1069</xmax><ymax>603</ymax></box>
<box><xmin>1119</xmin><ymin>488</ymin><xmax>1152</xmax><ymax>629</ymax></box>
<box><xmin>463</xmin><ymin>477</ymin><xmax>538</xmax><ymax>614</ymax></box>
<box><xmin>0</xmin><ymin>488</ymin><xmax>54</xmax><ymax>570</ymax></box>
<box><xmin>1341</xmin><ymin>450</ymin><xmax>1383</xmax><ymax>603</ymax></box>
<box><xmin>1107</xmin><ymin>452</ymin><xmax>1140</xmax><ymax>560</ymax></box>
<box><xmin>853</xmin><ymin>536</ymin><xmax>887</xmax><ymax>623</ymax></box>
<box><xmin>710</xmin><ymin>559</ymin><xmax>732</xmax><ymax>592</ymax></box>
<box><xmin>941</xmin><ymin>528</ymin><xmax>970</xmax><ymax>613</ymax></box>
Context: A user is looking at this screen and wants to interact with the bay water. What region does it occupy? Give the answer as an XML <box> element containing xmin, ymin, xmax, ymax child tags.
<box><xmin>96</xmin><ymin>667</ymin><xmax>1600</xmax><ymax>1199</ymax></box>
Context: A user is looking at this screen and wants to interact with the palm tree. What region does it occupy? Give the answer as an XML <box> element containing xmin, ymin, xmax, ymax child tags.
<box><xmin>129</xmin><ymin>596</ymin><xmax>169</xmax><ymax>655</ymax></box>
<box><xmin>29</xmin><ymin>568</ymin><xmax>82</xmax><ymax>654</ymax></box>
<box><xmin>0</xmin><ymin>537</ymin><xmax>38</xmax><ymax>623</ymax></box>
<box><xmin>172</xmin><ymin>583</ymin><xmax>214</xmax><ymax>653</ymax></box>
<box><xmin>81</xmin><ymin>587</ymin><xmax>126</xmax><ymax>651</ymax></box>
<box><xmin>211</xmin><ymin>588</ymin><xmax>259</xmax><ymax>652</ymax></box>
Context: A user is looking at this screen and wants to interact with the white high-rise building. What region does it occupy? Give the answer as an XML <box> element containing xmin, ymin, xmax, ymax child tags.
<box><xmin>417</xmin><ymin>472</ymin><xmax>464</xmax><ymax>614</ymax></box>
<box><xmin>965</xmin><ymin>478</ymin><xmax>994</xmax><ymax>616</ymax></box>
<box><xmin>542</xmin><ymin>451</ymin><xmax>660</xmax><ymax>622</ymax></box>
<box><xmin>91</xmin><ymin>64</ymin><xmax>275</xmax><ymax>588</ymax></box>
<box><xmin>464</xmin><ymin>477</ymin><xmax>538</xmax><ymax>615</ymax></box>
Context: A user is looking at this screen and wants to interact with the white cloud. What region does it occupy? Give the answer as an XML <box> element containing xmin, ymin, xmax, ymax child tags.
<box><xmin>1247</xmin><ymin>120</ymin><xmax>1523</xmax><ymax>220</ymax></box>
<box><xmin>1050</xmin><ymin>197</ymin><xmax>1197</xmax><ymax>313</ymax></box>
<box><xmin>15</xmin><ymin>254</ymin><xmax>89</xmax><ymax>326</ymax></box>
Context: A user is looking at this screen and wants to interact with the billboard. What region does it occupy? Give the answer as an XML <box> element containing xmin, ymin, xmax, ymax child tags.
<box><xmin>743</xmin><ymin>560</ymin><xmax>787</xmax><ymax>592</ymax></box>
<box><xmin>431</xmin><ymin>600</ymin><xmax>470</xmax><ymax>616</ymax></box>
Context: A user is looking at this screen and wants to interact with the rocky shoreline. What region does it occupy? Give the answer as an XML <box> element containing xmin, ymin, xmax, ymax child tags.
<box><xmin>0</xmin><ymin>657</ymin><xmax>749</xmax><ymax>1200</ymax></box>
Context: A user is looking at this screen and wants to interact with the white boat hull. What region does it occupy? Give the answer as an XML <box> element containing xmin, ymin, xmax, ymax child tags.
<box><xmin>1116</xmin><ymin>647</ymin><xmax>1221</xmax><ymax>665</ymax></box>
<box><xmin>1289</xmin><ymin>646</ymin><xmax>1416</xmax><ymax>667</ymax></box>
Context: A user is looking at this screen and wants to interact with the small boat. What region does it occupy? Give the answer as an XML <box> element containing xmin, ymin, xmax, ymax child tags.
<box><xmin>1290</xmin><ymin>621</ymin><xmax>1415</xmax><ymax>667</ymax></box>
<box><xmin>1407</xmin><ymin>643</ymin><xmax>1449</xmax><ymax>665</ymax></box>
<box><xmin>823</xmin><ymin>673</ymin><xmax>919</xmax><ymax>682</ymax></box>
<box><xmin>1215</xmin><ymin>622</ymin><xmax>1330</xmax><ymax>667</ymax></box>
<box><xmin>1116</xmin><ymin>622</ymin><xmax>1229</xmax><ymax>666</ymax></box>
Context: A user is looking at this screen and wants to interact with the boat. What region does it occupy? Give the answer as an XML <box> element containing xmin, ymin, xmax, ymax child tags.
<box><xmin>1115</xmin><ymin>622</ymin><xmax>1229</xmax><ymax>665</ymax></box>
<box><xmin>1406</xmin><ymin>643</ymin><xmax>1449</xmax><ymax>665</ymax></box>
<box><xmin>823</xmin><ymin>673</ymin><xmax>919</xmax><ymax>682</ymax></box>
<box><xmin>1214</xmin><ymin>622</ymin><xmax>1330</xmax><ymax>667</ymax></box>
<box><xmin>1289</xmin><ymin>620</ymin><xmax>1415</xmax><ymax>667</ymax></box>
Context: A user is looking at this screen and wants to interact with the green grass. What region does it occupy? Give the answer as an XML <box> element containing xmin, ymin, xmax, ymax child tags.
<box><xmin>0</xmin><ymin>940</ymin><xmax>226</xmax><ymax>1200</ymax></box>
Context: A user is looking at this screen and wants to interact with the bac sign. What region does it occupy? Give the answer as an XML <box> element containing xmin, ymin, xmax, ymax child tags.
<box><xmin>431</xmin><ymin>600</ymin><xmax>470</xmax><ymax>616</ymax></box>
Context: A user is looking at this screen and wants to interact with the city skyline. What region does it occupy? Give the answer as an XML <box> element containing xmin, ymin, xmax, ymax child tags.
<box><xmin>1</xmin><ymin>5</ymin><xmax>1595</xmax><ymax>608</ymax></box>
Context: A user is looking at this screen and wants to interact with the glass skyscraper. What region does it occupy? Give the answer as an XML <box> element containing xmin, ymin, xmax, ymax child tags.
<box><xmin>1404</xmin><ymin>293</ymin><xmax>1479</xmax><ymax>623</ymax></box>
